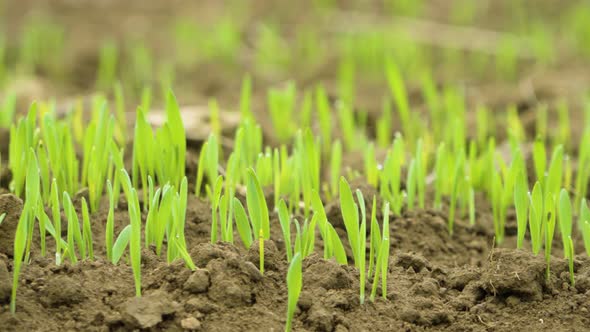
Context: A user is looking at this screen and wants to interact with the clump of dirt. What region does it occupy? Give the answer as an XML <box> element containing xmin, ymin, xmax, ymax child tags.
<box><xmin>0</xmin><ymin>194</ymin><xmax>24</xmax><ymax>257</ymax></box>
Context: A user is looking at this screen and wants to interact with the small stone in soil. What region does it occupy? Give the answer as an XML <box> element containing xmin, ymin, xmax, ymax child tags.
<box><xmin>398</xmin><ymin>307</ymin><xmax>421</xmax><ymax>324</ymax></box>
<box><xmin>411</xmin><ymin>278</ymin><xmax>440</xmax><ymax>296</ymax></box>
<box><xmin>42</xmin><ymin>275</ymin><xmax>86</xmax><ymax>306</ymax></box>
<box><xmin>184</xmin><ymin>268</ymin><xmax>210</xmax><ymax>294</ymax></box>
<box><xmin>303</xmin><ymin>259</ymin><xmax>352</xmax><ymax>290</ymax></box>
<box><xmin>121</xmin><ymin>291</ymin><xmax>180</xmax><ymax>329</ymax></box>
<box><xmin>505</xmin><ymin>295</ymin><xmax>521</xmax><ymax>307</ymax></box>
<box><xmin>185</xmin><ymin>297</ymin><xmax>219</xmax><ymax>314</ymax></box>
<box><xmin>395</xmin><ymin>252</ymin><xmax>431</xmax><ymax>273</ymax></box>
<box><xmin>306</xmin><ymin>304</ymin><xmax>335</xmax><ymax>332</ymax></box>
<box><xmin>181</xmin><ymin>317</ymin><xmax>202</xmax><ymax>330</ymax></box>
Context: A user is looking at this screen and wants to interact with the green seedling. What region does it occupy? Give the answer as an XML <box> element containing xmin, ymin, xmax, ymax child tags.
<box><xmin>514</xmin><ymin>171</ymin><xmax>529</xmax><ymax>249</ymax></box>
<box><xmin>233</xmin><ymin>169</ymin><xmax>271</xmax><ymax>273</ymax></box>
<box><xmin>63</xmin><ymin>192</ymin><xmax>83</xmax><ymax>263</ymax></box>
<box><xmin>580</xmin><ymin>199</ymin><xmax>590</xmax><ymax>256</ymax></box>
<box><xmin>529</xmin><ymin>181</ymin><xmax>543</xmax><ymax>255</ymax></box>
<box><xmin>364</xmin><ymin>143</ymin><xmax>379</xmax><ymax>187</ymax></box>
<box><xmin>9</xmin><ymin>103</ymin><xmax>38</xmax><ymax>198</ymax></box>
<box><xmin>370</xmin><ymin>202</ymin><xmax>390</xmax><ymax>301</ymax></box>
<box><xmin>50</xmin><ymin>179</ymin><xmax>62</xmax><ymax>265</ymax></box>
<box><xmin>558</xmin><ymin>189</ymin><xmax>575</xmax><ymax>285</ymax></box>
<box><xmin>533</xmin><ymin>137</ymin><xmax>546</xmax><ymax>186</ymax></box>
<box><xmin>377</xmin><ymin>98</ymin><xmax>392</xmax><ymax>148</ymax></box>
<box><xmin>339</xmin><ymin>177</ymin><xmax>361</xmax><ymax>267</ymax></box>
<box><xmin>278</xmin><ymin>199</ymin><xmax>293</xmax><ymax>262</ymax></box>
<box><xmin>234</xmin><ymin>197</ymin><xmax>253</xmax><ymax>249</ymax></box>
<box><xmin>112</xmin><ymin>225</ymin><xmax>131</xmax><ymax>264</ymax></box>
<box><xmin>385</xmin><ymin>59</ymin><xmax>412</xmax><ymax>144</ymax></box>
<box><xmin>11</xmin><ymin>150</ymin><xmax>40</xmax><ymax>313</ymax></box>
<box><xmin>545</xmin><ymin>193</ymin><xmax>556</xmax><ymax>280</ymax></box>
<box><xmin>0</xmin><ymin>93</ymin><xmax>16</xmax><ymax>127</ymax></box>
<box><xmin>218</xmin><ymin>186</ymin><xmax>235</xmax><ymax>244</ymax></box>
<box><xmin>311</xmin><ymin>189</ymin><xmax>338</xmax><ymax>263</ymax></box>
<box><xmin>268</xmin><ymin>82</ymin><xmax>297</xmax><ymax>142</ymax></box>
<box><xmin>357</xmin><ymin>190</ymin><xmax>367</xmax><ymax>304</ymax></box>
<box><xmin>557</xmin><ymin>101</ymin><xmax>570</xmax><ymax>148</ymax></box>
<box><xmin>106</xmin><ymin>180</ymin><xmax>115</xmax><ymax>262</ymax></box>
<box><xmin>83</xmin><ymin>105</ymin><xmax>115</xmax><ymax>212</ymax></box>
<box><xmin>119</xmin><ymin>169</ymin><xmax>142</xmax><ymax>297</ymax></box>
<box><xmin>536</xmin><ymin>104</ymin><xmax>548</xmax><ymax>139</ymax></box>
<box><xmin>406</xmin><ymin>159</ymin><xmax>417</xmax><ymax>210</ymax></box>
<box><xmin>113</xmin><ymin>82</ymin><xmax>127</xmax><ymax>146</ymax></box>
<box><xmin>545</xmin><ymin>146</ymin><xmax>563</xmax><ymax>201</ymax></box>
<box><xmin>316</xmin><ymin>85</ymin><xmax>332</xmax><ymax>154</ymax></box>
<box><xmin>433</xmin><ymin>142</ymin><xmax>447</xmax><ymax>209</ymax></box>
<box><xmin>448</xmin><ymin>154</ymin><xmax>464</xmax><ymax>235</ymax></box>
<box><xmin>209</xmin><ymin>176</ymin><xmax>224</xmax><ymax>243</ymax></box>
<box><xmin>285</xmin><ymin>253</ymin><xmax>302</xmax><ymax>332</ymax></box>
<box><xmin>415</xmin><ymin>140</ymin><xmax>426</xmax><ymax>209</ymax></box>
<box><xmin>380</xmin><ymin>134</ymin><xmax>404</xmax><ymax>214</ymax></box>
<box><xmin>11</xmin><ymin>208</ymin><xmax>29</xmax><ymax>314</ymax></box>
<box><xmin>81</xmin><ymin>198</ymin><xmax>94</xmax><ymax>260</ymax></box>
<box><xmin>96</xmin><ymin>40</ymin><xmax>118</xmax><ymax>91</ymax></box>
<box><xmin>240</xmin><ymin>74</ymin><xmax>253</xmax><ymax>120</ymax></box>
<box><xmin>330</xmin><ymin>140</ymin><xmax>342</xmax><ymax>199</ymax></box>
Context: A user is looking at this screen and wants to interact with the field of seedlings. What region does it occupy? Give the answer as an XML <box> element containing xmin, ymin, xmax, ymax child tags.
<box><xmin>2</xmin><ymin>0</ymin><xmax>590</xmax><ymax>331</ymax></box>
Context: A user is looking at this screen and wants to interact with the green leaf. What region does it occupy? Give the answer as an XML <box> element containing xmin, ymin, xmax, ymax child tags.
<box><xmin>567</xmin><ymin>236</ymin><xmax>575</xmax><ymax>286</ymax></box>
<box><xmin>580</xmin><ymin>199</ymin><xmax>590</xmax><ymax>256</ymax></box>
<box><xmin>546</xmin><ymin>145</ymin><xmax>563</xmax><ymax>200</ymax></box>
<box><xmin>545</xmin><ymin>193</ymin><xmax>556</xmax><ymax>280</ymax></box>
<box><xmin>278</xmin><ymin>199</ymin><xmax>292</xmax><ymax>261</ymax></box>
<box><xmin>233</xmin><ymin>197</ymin><xmax>253</xmax><ymax>249</ymax></box>
<box><xmin>210</xmin><ymin>175</ymin><xmax>224</xmax><ymax>244</ymax></box>
<box><xmin>174</xmin><ymin>239</ymin><xmax>196</xmax><ymax>271</ymax></box>
<box><xmin>106</xmin><ymin>180</ymin><xmax>115</xmax><ymax>261</ymax></box>
<box><xmin>11</xmin><ymin>208</ymin><xmax>29</xmax><ymax>313</ymax></box>
<box><xmin>246</xmin><ymin>169</ymin><xmax>270</xmax><ymax>239</ymax></box>
<box><xmin>380</xmin><ymin>202</ymin><xmax>391</xmax><ymax>299</ymax></box>
<box><xmin>529</xmin><ymin>181</ymin><xmax>543</xmax><ymax>255</ymax></box>
<box><xmin>339</xmin><ymin>177</ymin><xmax>359</xmax><ymax>266</ymax></box>
<box><xmin>81</xmin><ymin>198</ymin><xmax>94</xmax><ymax>260</ymax></box>
<box><xmin>112</xmin><ymin>225</ymin><xmax>131</xmax><ymax>264</ymax></box>
<box><xmin>195</xmin><ymin>141</ymin><xmax>208</xmax><ymax>196</ymax></box>
<box><xmin>63</xmin><ymin>192</ymin><xmax>84</xmax><ymax>262</ymax></box>
<box><xmin>386</xmin><ymin>59</ymin><xmax>411</xmax><ymax>142</ymax></box>
<box><xmin>368</xmin><ymin>196</ymin><xmax>381</xmax><ymax>279</ymax></box>
<box><xmin>514</xmin><ymin>171</ymin><xmax>529</xmax><ymax>249</ymax></box>
<box><xmin>559</xmin><ymin>189</ymin><xmax>573</xmax><ymax>259</ymax></box>
<box><xmin>285</xmin><ymin>252</ymin><xmax>303</xmax><ymax>332</ymax></box>
<box><xmin>50</xmin><ymin>178</ymin><xmax>62</xmax><ymax>263</ymax></box>
<box><xmin>330</xmin><ymin>140</ymin><xmax>342</xmax><ymax>197</ymax></box>
<box><xmin>406</xmin><ymin>159</ymin><xmax>416</xmax><ymax>210</ymax></box>
<box><xmin>129</xmin><ymin>187</ymin><xmax>142</xmax><ymax>297</ymax></box>
<box><xmin>532</xmin><ymin>138</ymin><xmax>546</xmax><ymax>185</ymax></box>
<box><xmin>328</xmin><ymin>223</ymin><xmax>348</xmax><ymax>265</ymax></box>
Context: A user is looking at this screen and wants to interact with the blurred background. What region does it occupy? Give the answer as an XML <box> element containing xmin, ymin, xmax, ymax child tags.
<box><xmin>1</xmin><ymin>0</ymin><xmax>590</xmax><ymax>129</ymax></box>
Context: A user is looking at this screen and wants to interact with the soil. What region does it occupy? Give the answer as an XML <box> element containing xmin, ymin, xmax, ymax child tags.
<box><xmin>1</xmin><ymin>186</ymin><xmax>589</xmax><ymax>332</ymax></box>
<box><xmin>1</xmin><ymin>0</ymin><xmax>590</xmax><ymax>331</ymax></box>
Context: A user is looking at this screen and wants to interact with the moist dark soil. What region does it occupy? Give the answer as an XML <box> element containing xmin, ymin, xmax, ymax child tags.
<box><xmin>1</xmin><ymin>187</ymin><xmax>589</xmax><ymax>332</ymax></box>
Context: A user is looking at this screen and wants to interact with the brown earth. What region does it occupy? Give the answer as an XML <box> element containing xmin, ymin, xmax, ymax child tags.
<box><xmin>0</xmin><ymin>185</ymin><xmax>589</xmax><ymax>331</ymax></box>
